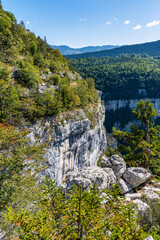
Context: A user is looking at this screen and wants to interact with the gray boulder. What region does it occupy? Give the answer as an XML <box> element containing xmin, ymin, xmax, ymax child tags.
<box><xmin>123</xmin><ymin>167</ymin><xmax>151</xmax><ymax>188</ymax></box>
<box><xmin>66</xmin><ymin>166</ymin><xmax>116</xmax><ymax>191</ymax></box>
<box><xmin>108</xmin><ymin>155</ymin><xmax>126</xmax><ymax>179</ymax></box>
<box><xmin>118</xmin><ymin>178</ymin><xmax>132</xmax><ymax>194</ymax></box>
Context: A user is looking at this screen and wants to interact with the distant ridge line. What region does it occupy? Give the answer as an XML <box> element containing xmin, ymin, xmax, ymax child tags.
<box><xmin>50</xmin><ymin>44</ymin><xmax>119</xmax><ymax>56</ymax></box>
<box><xmin>66</xmin><ymin>40</ymin><xmax>160</xmax><ymax>59</ymax></box>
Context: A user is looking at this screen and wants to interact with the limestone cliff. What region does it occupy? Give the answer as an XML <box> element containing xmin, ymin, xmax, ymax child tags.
<box><xmin>28</xmin><ymin>100</ymin><xmax>107</xmax><ymax>185</ymax></box>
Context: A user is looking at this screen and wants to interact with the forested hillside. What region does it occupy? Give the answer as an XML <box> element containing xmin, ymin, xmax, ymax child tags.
<box><xmin>71</xmin><ymin>55</ymin><xmax>160</xmax><ymax>100</ymax></box>
<box><xmin>67</xmin><ymin>40</ymin><xmax>160</xmax><ymax>59</ymax></box>
<box><xmin>0</xmin><ymin>3</ymin><xmax>98</xmax><ymax>125</ymax></box>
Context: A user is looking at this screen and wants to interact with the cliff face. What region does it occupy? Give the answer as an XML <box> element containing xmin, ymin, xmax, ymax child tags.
<box><xmin>105</xmin><ymin>98</ymin><xmax>160</xmax><ymax>112</ymax></box>
<box><xmin>28</xmin><ymin>101</ymin><xmax>107</xmax><ymax>185</ymax></box>
<box><xmin>104</xmin><ymin>98</ymin><xmax>160</xmax><ymax>132</ymax></box>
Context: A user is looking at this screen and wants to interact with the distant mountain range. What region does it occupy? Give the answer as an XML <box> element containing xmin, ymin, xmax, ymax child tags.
<box><xmin>50</xmin><ymin>45</ymin><xmax>119</xmax><ymax>55</ymax></box>
<box><xmin>66</xmin><ymin>40</ymin><xmax>160</xmax><ymax>59</ymax></box>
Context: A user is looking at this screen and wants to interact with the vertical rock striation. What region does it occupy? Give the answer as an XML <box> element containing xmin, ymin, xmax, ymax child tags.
<box><xmin>28</xmin><ymin>101</ymin><xmax>107</xmax><ymax>185</ymax></box>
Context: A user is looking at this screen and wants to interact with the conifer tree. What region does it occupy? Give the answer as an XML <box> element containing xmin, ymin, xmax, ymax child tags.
<box><xmin>113</xmin><ymin>99</ymin><xmax>160</xmax><ymax>173</ymax></box>
<box><xmin>0</xmin><ymin>122</ymin><xmax>45</xmax><ymax>210</ymax></box>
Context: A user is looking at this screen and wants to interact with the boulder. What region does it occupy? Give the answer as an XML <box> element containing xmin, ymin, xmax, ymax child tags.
<box><xmin>118</xmin><ymin>178</ymin><xmax>132</xmax><ymax>194</ymax></box>
<box><xmin>66</xmin><ymin>166</ymin><xmax>116</xmax><ymax>191</ymax></box>
<box><xmin>123</xmin><ymin>167</ymin><xmax>151</xmax><ymax>188</ymax></box>
<box><xmin>108</xmin><ymin>155</ymin><xmax>126</xmax><ymax>179</ymax></box>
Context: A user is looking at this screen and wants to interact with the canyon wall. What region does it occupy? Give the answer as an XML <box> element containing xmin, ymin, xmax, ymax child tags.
<box><xmin>28</xmin><ymin>101</ymin><xmax>107</xmax><ymax>185</ymax></box>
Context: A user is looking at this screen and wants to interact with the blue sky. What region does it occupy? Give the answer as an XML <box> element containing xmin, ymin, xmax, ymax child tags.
<box><xmin>3</xmin><ymin>0</ymin><xmax>160</xmax><ymax>48</ymax></box>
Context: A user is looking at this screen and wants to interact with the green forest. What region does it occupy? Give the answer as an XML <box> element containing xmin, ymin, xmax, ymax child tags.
<box><xmin>71</xmin><ymin>55</ymin><xmax>160</xmax><ymax>100</ymax></box>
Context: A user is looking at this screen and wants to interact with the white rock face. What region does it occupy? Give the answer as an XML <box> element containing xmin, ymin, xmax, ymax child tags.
<box><xmin>66</xmin><ymin>166</ymin><xmax>117</xmax><ymax>191</ymax></box>
<box><xmin>123</xmin><ymin>167</ymin><xmax>151</xmax><ymax>188</ymax></box>
<box><xmin>28</xmin><ymin>101</ymin><xmax>107</xmax><ymax>185</ymax></box>
<box><xmin>108</xmin><ymin>155</ymin><xmax>126</xmax><ymax>179</ymax></box>
<box><xmin>105</xmin><ymin>98</ymin><xmax>160</xmax><ymax>112</ymax></box>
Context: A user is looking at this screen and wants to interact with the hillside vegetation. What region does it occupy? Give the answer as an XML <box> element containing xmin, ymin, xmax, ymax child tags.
<box><xmin>71</xmin><ymin>55</ymin><xmax>160</xmax><ymax>100</ymax></box>
<box><xmin>0</xmin><ymin>4</ymin><xmax>98</xmax><ymax>124</ymax></box>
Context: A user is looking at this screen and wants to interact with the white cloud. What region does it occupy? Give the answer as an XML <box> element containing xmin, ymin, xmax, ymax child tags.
<box><xmin>146</xmin><ymin>20</ymin><xmax>160</xmax><ymax>28</ymax></box>
<box><xmin>26</xmin><ymin>21</ymin><xmax>30</xmax><ymax>25</ymax></box>
<box><xmin>124</xmin><ymin>20</ymin><xmax>130</xmax><ymax>25</ymax></box>
<box><xmin>106</xmin><ymin>21</ymin><xmax>111</xmax><ymax>25</ymax></box>
<box><xmin>113</xmin><ymin>17</ymin><xmax>117</xmax><ymax>21</ymax></box>
<box><xmin>133</xmin><ymin>24</ymin><xmax>142</xmax><ymax>30</ymax></box>
<box><xmin>80</xmin><ymin>18</ymin><xmax>87</xmax><ymax>22</ymax></box>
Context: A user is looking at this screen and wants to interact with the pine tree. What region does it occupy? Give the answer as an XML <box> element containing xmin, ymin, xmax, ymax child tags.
<box><xmin>113</xmin><ymin>99</ymin><xmax>160</xmax><ymax>173</ymax></box>
<box><xmin>0</xmin><ymin>122</ymin><xmax>45</xmax><ymax>210</ymax></box>
<box><xmin>20</xmin><ymin>20</ymin><xmax>25</xmax><ymax>28</ymax></box>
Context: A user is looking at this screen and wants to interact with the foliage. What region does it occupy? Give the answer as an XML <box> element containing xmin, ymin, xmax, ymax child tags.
<box><xmin>0</xmin><ymin>5</ymin><xmax>98</xmax><ymax>124</ymax></box>
<box><xmin>113</xmin><ymin>99</ymin><xmax>160</xmax><ymax>173</ymax></box>
<box><xmin>71</xmin><ymin>55</ymin><xmax>160</xmax><ymax>100</ymax></box>
<box><xmin>3</xmin><ymin>180</ymin><xmax>145</xmax><ymax>240</ymax></box>
<box><xmin>0</xmin><ymin>121</ymin><xmax>45</xmax><ymax>212</ymax></box>
<box><xmin>16</xmin><ymin>62</ymin><xmax>40</xmax><ymax>88</ymax></box>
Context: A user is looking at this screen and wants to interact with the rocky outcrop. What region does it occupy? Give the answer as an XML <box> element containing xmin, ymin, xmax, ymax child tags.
<box><xmin>66</xmin><ymin>166</ymin><xmax>116</xmax><ymax>191</ymax></box>
<box><xmin>101</xmin><ymin>155</ymin><xmax>126</xmax><ymax>179</ymax></box>
<box><xmin>108</xmin><ymin>155</ymin><xmax>126</xmax><ymax>179</ymax></box>
<box><xmin>123</xmin><ymin>167</ymin><xmax>151</xmax><ymax>188</ymax></box>
<box><xmin>66</xmin><ymin>154</ymin><xmax>151</xmax><ymax>194</ymax></box>
<box><xmin>28</xmin><ymin>101</ymin><xmax>107</xmax><ymax>185</ymax></box>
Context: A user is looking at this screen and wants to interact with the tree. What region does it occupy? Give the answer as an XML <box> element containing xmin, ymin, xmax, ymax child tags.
<box><xmin>113</xmin><ymin>99</ymin><xmax>160</xmax><ymax>172</ymax></box>
<box><xmin>3</xmin><ymin>181</ymin><xmax>145</xmax><ymax>240</ymax></box>
<box><xmin>20</xmin><ymin>20</ymin><xmax>25</xmax><ymax>28</ymax></box>
<box><xmin>0</xmin><ymin>122</ymin><xmax>45</xmax><ymax>210</ymax></box>
<box><xmin>132</xmin><ymin>99</ymin><xmax>158</xmax><ymax>144</ymax></box>
<box><xmin>44</xmin><ymin>36</ymin><xmax>47</xmax><ymax>43</ymax></box>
